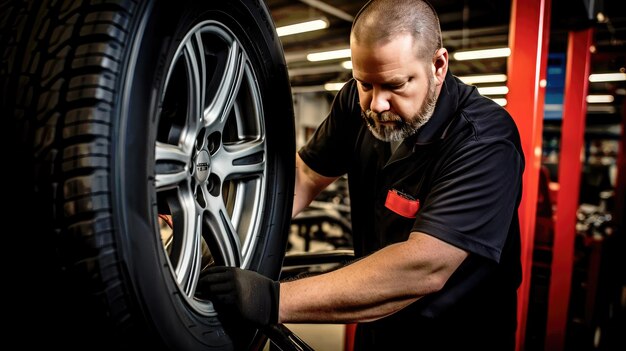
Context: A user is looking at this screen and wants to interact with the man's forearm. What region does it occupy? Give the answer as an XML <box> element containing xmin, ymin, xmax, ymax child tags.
<box><xmin>279</xmin><ymin>242</ymin><xmax>422</xmax><ymax>323</ymax></box>
<box><xmin>278</xmin><ymin>232</ymin><xmax>465</xmax><ymax>323</ymax></box>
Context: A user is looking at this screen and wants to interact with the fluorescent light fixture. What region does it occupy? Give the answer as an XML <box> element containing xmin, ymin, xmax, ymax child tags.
<box><xmin>477</xmin><ymin>86</ymin><xmax>509</xmax><ymax>95</ymax></box>
<box><xmin>307</xmin><ymin>48</ymin><xmax>351</xmax><ymax>62</ymax></box>
<box><xmin>276</xmin><ymin>18</ymin><xmax>329</xmax><ymax>37</ymax></box>
<box><xmin>341</xmin><ymin>60</ymin><xmax>353</xmax><ymax>69</ymax></box>
<box><xmin>586</xmin><ymin>95</ymin><xmax>614</xmax><ymax>103</ymax></box>
<box><xmin>587</xmin><ymin>105</ymin><xmax>616</xmax><ymax>114</ymax></box>
<box><xmin>291</xmin><ymin>85</ymin><xmax>326</xmax><ymax>94</ymax></box>
<box><xmin>588</xmin><ymin>72</ymin><xmax>626</xmax><ymax>82</ymax></box>
<box><xmin>452</xmin><ymin>47</ymin><xmax>511</xmax><ymax>61</ymax></box>
<box><xmin>489</xmin><ymin>98</ymin><xmax>507</xmax><ymax>106</ymax></box>
<box><xmin>288</xmin><ymin>64</ymin><xmax>346</xmax><ymax>76</ymax></box>
<box><xmin>457</xmin><ymin>74</ymin><xmax>507</xmax><ymax>84</ymax></box>
<box><xmin>544</xmin><ymin>104</ymin><xmax>562</xmax><ymax>112</ymax></box>
<box><xmin>324</xmin><ymin>82</ymin><xmax>346</xmax><ymax>91</ymax></box>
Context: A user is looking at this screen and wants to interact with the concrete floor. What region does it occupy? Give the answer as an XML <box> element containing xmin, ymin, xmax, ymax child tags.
<box><xmin>263</xmin><ymin>323</ymin><xmax>346</xmax><ymax>351</ymax></box>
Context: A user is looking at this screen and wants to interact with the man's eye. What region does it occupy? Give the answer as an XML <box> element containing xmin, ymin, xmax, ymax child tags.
<box><xmin>360</xmin><ymin>82</ymin><xmax>372</xmax><ymax>90</ymax></box>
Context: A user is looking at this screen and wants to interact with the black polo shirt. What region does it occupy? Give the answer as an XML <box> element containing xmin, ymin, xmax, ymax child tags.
<box><xmin>298</xmin><ymin>71</ymin><xmax>525</xmax><ymax>350</ymax></box>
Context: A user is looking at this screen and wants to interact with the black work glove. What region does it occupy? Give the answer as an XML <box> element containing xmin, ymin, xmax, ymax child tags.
<box><xmin>198</xmin><ymin>266</ymin><xmax>280</xmax><ymax>327</ymax></box>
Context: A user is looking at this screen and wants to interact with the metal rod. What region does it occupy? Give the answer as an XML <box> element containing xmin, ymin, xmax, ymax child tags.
<box><xmin>262</xmin><ymin>324</ymin><xmax>316</xmax><ymax>351</ymax></box>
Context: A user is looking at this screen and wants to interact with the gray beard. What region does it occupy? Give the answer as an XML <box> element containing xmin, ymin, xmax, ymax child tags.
<box><xmin>362</xmin><ymin>78</ymin><xmax>438</xmax><ymax>142</ymax></box>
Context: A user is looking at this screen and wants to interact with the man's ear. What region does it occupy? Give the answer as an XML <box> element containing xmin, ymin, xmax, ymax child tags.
<box><xmin>433</xmin><ymin>48</ymin><xmax>448</xmax><ymax>85</ymax></box>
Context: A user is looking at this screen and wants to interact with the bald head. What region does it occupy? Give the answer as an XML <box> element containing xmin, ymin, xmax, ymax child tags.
<box><xmin>351</xmin><ymin>0</ymin><xmax>442</xmax><ymax>60</ymax></box>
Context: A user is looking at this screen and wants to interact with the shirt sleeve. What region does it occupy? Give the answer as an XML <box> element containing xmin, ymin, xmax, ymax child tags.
<box><xmin>412</xmin><ymin>138</ymin><xmax>524</xmax><ymax>263</ymax></box>
<box><xmin>298</xmin><ymin>79</ymin><xmax>363</xmax><ymax>177</ymax></box>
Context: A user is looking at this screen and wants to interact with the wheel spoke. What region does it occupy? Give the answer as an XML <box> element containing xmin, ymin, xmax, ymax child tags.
<box><xmin>155</xmin><ymin>141</ymin><xmax>190</xmax><ymax>190</ymax></box>
<box><xmin>181</xmin><ymin>32</ymin><xmax>206</xmax><ymax>149</ymax></box>
<box><xmin>170</xmin><ymin>188</ymin><xmax>203</xmax><ymax>296</ymax></box>
<box><xmin>205</xmin><ymin>193</ymin><xmax>243</xmax><ymax>266</ymax></box>
<box><xmin>204</xmin><ymin>40</ymin><xmax>245</xmax><ymax>128</ymax></box>
<box><xmin>211</xmin><ymin>139</ymin><xmax>266</xmax><ymax>181</ymax></box>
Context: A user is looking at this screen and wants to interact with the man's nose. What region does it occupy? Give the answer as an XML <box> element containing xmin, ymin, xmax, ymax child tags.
<box><xmin>370</xmin><ymin>88</ymin><xmax>390</xmax><ymax>113</ymax></box>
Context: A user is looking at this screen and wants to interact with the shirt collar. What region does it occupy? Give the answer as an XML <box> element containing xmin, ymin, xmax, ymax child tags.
<box><xmin>412</xmin><ymin>70</ymin><xmax>461</xmax><ymax>146</ymax></box>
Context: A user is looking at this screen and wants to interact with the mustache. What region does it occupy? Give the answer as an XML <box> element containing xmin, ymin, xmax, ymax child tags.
<box><xmin>361</xmin><ymin>109</ymin><xmax>405</xmax><ymax>127</ymax></box>
<box><xmin>361</xmin><ymin>110</ymin><xmax>375</xmax><ymax>127</ymax></box>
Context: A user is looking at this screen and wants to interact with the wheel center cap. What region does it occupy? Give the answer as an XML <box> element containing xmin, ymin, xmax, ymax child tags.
<box><xmin>194</xmin><ymin>150</ymin><xmax>211</xmax><ymax>182</ymax></box>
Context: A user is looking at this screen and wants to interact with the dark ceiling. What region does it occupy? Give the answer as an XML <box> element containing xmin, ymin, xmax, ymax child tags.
<box><xmin>265</xmin><ymin>0</ymin><xmax>625</xmax><ymax>119</ymax></box>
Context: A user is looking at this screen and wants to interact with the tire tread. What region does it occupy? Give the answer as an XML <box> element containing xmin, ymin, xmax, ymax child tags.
<box><xmin>4</xmin><ymin>0</ymin><xmax>145</xmax><ymax>347</ymax></box>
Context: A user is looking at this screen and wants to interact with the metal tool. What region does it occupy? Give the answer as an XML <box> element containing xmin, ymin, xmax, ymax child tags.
<box><xmin>262</xmin><ymin>323</ymin><xmax>315</xmax><ymax>351</ymax></box>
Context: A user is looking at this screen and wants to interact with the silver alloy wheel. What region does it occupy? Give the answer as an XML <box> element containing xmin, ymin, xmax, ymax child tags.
<box><xmin>155</xmin><ymin>20</ymin><xmax>266</xmax><ymax>300</ymax></box>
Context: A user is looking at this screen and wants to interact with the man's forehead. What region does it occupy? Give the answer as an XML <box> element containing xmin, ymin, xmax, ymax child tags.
<box><xmin>351</xmin><ymin>38</ymin><xmax>424</xmax><ymax>75</ymax></box>
<box><xmin>350</xmin><ymin>31</ymin><xmax>414</xmax><ymax>48</ymax></box>
<box><xmin>350</xmin><ymin>34</ymin><xmax>427</xmax><ymax>66</ymax></box>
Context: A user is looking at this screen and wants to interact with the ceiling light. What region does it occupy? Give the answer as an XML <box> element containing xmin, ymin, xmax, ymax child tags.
<box><xmin>489</xmin><ymin>98</ymin><xmax>507</xmax><ymax>106</ymax></box>
<box><xmin>457</xmin><ymin>74</ymin><xmax>507</xmax><ymax>84</ymax></box>
<box><xmin>276</xmin><ymin>18</ymin><xmax>329</xmax><ymax>37</ymax></box>
<box><xmin>288</xmin><ymin>64</ymin><xmax>345</xmax><ymax>76</ymax></box>
<box><xmin>307</xmin><ymin>48</ymin><xmax>351</xmax><ymax>62</ymax></box>
<box><xmin>452</xmin><ymin>47</ymin><xmax>511</xmax><ymax>61</ymax></box>
<box><xmin>586</xmin><ymin>95</ymin><xmax>615</xmax><ymax>103</ymax></box>
<box><xmin>587</xmin><ymin>105</ymin><xmax>616</xmax><ymax>114</ymax></box>
<box><xmin>588</xmin><ymin>73</ymin><xmax>626</xmax><ymax>82</ymax></box>
<box><xmin>291</xmin><ymin>85</ymin><xmax>326</xmax><ymax>94</ymax></box>
<box><xmin>324</xmin><ymin>82</ymin><xmax>346</xmax><ymax>91</ymax></box>
<box><xmin>341</xmin><ymin>61</ymin><xmax>353</xmax><ymax>70</ymax></box>
<box><xmin>477</xmin><ymin>86</ymin><xmax>509</xmax><ymax>95</ymax></box>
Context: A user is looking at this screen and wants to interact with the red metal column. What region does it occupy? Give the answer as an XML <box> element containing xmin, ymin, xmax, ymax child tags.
<box><xmin>544</xmin><ymin>28</ymin><xmax>594</xmax><ymax>351</ymax></box>
<box><xmin>344</xmin><ymin>323</ymin><xmax>356</xmax><ymax>351</ymax></box>
<box><xmin>505</xmin><ymin>0</ymin><xmax>551</xmax><ymax>350</ymax></box>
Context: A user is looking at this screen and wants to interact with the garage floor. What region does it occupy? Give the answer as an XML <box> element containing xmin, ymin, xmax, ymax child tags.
<box><xmin>267</xmin><ymin>323</ymin><xmax>346</xmax><ymax>350</ymax></box>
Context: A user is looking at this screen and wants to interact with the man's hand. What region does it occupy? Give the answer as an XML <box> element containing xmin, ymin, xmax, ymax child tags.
<box><xmin>198</xmin><ymin>266</ymin><xmax>279</xmax><ymax>327</ymax></box>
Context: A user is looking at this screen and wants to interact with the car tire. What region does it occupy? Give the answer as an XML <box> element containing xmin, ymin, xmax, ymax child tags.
<box><xmin>1</xmin><ymin>1</ymin><xmax>294</xmax><ymax>350</ymax></box>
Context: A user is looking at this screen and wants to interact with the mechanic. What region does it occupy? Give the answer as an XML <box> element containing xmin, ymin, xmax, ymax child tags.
<box><xmin>199</xmin><ymin>0</ymin><xmax>525</xmax><ymax>349</ymax></box>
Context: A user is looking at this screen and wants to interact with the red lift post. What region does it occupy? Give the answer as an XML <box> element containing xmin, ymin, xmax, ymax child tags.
<box><xmin>506</xmin><ymin>0</ymin><xmax>552</xmax><ymax>350</ymax></box>
<box><xmin>544</xmin><ymin>28</ymin><xmax>594</xmax><ymax>351</ymax></box>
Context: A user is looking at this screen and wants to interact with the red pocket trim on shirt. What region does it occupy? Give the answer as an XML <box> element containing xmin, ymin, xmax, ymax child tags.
<box><xmin>385</xmin><ymin>189</ymin><xmax>420</xmax><ymax>219</ymax></box>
